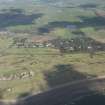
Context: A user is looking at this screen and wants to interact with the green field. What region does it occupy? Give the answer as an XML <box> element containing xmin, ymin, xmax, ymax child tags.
<box><xmin>0</xmin><ymin>37</ymin><xmax>105</xmax><ymax>99</ymax></box>
<box><xmin>0</xmin><ymin>0</ymin><xmax>105</xmax><ymax>100</ymax></box>
<box><xmin>0</xmin><ymin>0</ymin><xmax>105</xmax><ymax>41</ymax></box>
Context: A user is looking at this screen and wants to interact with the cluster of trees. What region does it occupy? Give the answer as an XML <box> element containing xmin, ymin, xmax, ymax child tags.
<box><xmin>51</xmin><ymin>37</ymin><xmax>105</xmax><ymax>53</ymax></box>
<box><xmin>12</xmin><ymin>36</ymin><xmax>105</xmax><ymax>56</ymax></box>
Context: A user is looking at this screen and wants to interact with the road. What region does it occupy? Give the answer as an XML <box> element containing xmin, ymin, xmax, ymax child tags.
<box><xmin>15</xmin><ymin>76</ymin><xmax>105</xmax><ymax>105</ymax></box>
<box><xmin>1</xmin><ymin>76</ymin><xmax>105</xmax><ymax>105</ymax></box>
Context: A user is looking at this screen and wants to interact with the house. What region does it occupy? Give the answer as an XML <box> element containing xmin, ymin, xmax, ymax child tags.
<box><xmin>13</xmin><ymin>35</ymin><xmax>105</xmax><ymax>53</ymax></box>
<box><xmin>14</xmin><ymin>36</ymin><xmax>56</xmax><ymax>48</ymax></box>
<box><xmin>95</xmin><ymin>10</ymin><xmax>105</xmax><ymax>18</ymax></box>
<box><xmin>30</xmin><ymin>36</ymin><xmax>56</xmax><ymax>48</ymax></box>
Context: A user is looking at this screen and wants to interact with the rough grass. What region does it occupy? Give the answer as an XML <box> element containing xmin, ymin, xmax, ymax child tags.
<box><xmin>0</xmin><ymin>1</ymin><xmax>105</xmax><ymax>99</ymax></box>
<box><xmin>0</xmin><ymin>45</ymin><xmax>105</xmax><ymax>99</ymax></box>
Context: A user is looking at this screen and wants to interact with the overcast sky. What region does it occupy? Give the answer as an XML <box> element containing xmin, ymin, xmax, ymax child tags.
<box><xmin>0</xmin><ymin>0</ymin><xmax>15</xmax><ymax>2</ymax></box>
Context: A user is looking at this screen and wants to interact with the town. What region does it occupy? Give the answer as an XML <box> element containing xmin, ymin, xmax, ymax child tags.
<box><xmin>12</xmin><ymin>35</ymin><xmax>105</xmax><ymax>53</ymax></box>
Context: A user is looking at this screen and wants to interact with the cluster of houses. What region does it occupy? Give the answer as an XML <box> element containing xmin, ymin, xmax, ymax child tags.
<box><xmin>12</xmin><ymin>35</ymin><xmax>105</xmax><ymax>52</ymax></box>
<box><xmin>0</xmin><ymin>71</ymin><xmax>34</xmax><ymax>81</ymax></box>
<box><xmin>13</xmin><ymin>36</ymin><xmax>55</xmax><ymax>48</ymax></box>
<box><xmin>95</xmin><ymin>10</ymin><xmax>105</xmax><ymax>18</ymax></box>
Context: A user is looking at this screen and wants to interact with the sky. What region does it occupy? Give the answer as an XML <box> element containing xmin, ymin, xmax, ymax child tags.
<box><xmin>3</xmin><ymin>0</ymin><xmax>14</xmax><ymax>1</ymax></box>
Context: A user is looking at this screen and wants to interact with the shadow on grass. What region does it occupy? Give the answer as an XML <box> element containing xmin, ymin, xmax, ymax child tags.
<box><xmin>78</xmin><ymin>16</ymin><xmax>105</xmax><ymax>28</ymax></box>
<box><xmin>38</xmin><ymin>21</ymin><xmax>78</xmax><ymax>34</ymax></box>
<box><xmin>0</xmin><ymin>89</ymin><xmax>5</xmax><ymax>105</ymax></box>
<box><xmin>15</xmin><ymin>64</ymin><xmax>102</xmax><ymax>105</ymax></box>
<box><xmin>0</xmin><ymin>88</ymin><xmax>5</xmax><ymax>100</ymax></box>
<box><xmin>0</xmin><ymin>102</ymin><xmax>5</xmax><ymax>105</ymax></box>
<box><xmin>1</xmin><ymin>8</ymin><xmax>24</xmax><ymax>14</ymax></box>
<box><xmin>78</xmin><ymin>3</ymin><xmax>98</xmax><ymax>9</ymax></box>
<box><xmin>73</xmin><ymin>93</ymin><xmax>105</xmax><ymax>105</ymax></box>
<box><xmin>44</xmin><ymin>64</ymin><xmax>95</xmax><ymax>87</ymax></box>
<box><xmin>72</xmin><ymin>30</ymin><xmax>86</xmax><ymax>36</ymax></box>
<box><xmin>17</xmin><ymin>92</ymin><xmax>32</xmax><ymax>99</ymax></box>
<box><xmin>38</xmin><ymin>16</ymin><xmax>105</xmax><ymax>34</ymax></box>
<box><xmin>0</xmin><ymin>11</ymin><xmax>43</xmax><ymax>28</ymax></box>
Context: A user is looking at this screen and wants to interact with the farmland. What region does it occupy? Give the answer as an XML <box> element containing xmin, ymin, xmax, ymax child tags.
<box><xmin>0</xmin><ymin>0</ymin><xmax>105</xmax><ymax>100</ymax></box>
<box><xmin>0</xmin><ymin>37</ymin><xmax>105</xmax><ymax>99</ymax></box>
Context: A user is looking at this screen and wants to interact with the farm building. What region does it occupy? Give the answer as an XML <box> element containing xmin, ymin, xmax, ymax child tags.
<box><xmin>95</xmin><ymin>10</ymin><xmax>105</xmax><ymax>18</ymax></box>
<box><xmin>14</xmin><ymin>36</ymin><xmax>56</xmax><ymax>48</ymax></box>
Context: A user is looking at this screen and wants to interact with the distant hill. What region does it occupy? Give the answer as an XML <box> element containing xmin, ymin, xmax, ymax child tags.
<box><xmin>0</xmin><ymin>0</ymin><xmax>105</xmax><ymax>6</ymax></box>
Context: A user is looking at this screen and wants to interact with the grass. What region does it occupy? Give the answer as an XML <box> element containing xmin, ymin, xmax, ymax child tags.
<box><xmin>0</xmin><ymin>44</ymin><xmax>105</xmax><ymax>99</ymax></box>
<box><xmin>0</xmin><ymin>2</ymin><xmax>103</xmax><ymax>38</ymax></box>
<box><xmin>0</xmin><ymin>1</ymin><xmax>104</xmax><ymax>42</ymax></box>
<box><xmin>0</xmin><ymin>37</ymin><xmax>105</xmax><ymax>99</ymax></box>
<box><xmin>0</xmin><ymin>0</ymin><xmax>105</xmax><ymax>99</ymax></box>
